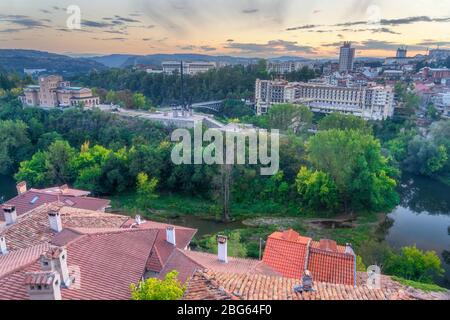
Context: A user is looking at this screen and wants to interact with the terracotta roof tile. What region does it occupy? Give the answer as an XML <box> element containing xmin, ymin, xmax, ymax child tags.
<box><xmin>185</xmin><ymin>270</ymin><xmax>450</xmax><ymax>300</ymax></box>
<box><xmin>0</xmin><ymin>203</ymin><xmax>128</xmax><ymax>251</ymax></box>
<box><xmin>262</xmin><ymin>233</ymin><xmax>310</xmax><ymax>279</ymax></box>
<box><xmin>1</xmin><ymin>187</ymin><xmax>110</xmax><ymax>221</ymax></box>
<box><xmin>0</xmin><ymin>243</ymin><xmax>49</xmax><ymax>278</ymax></box>
<box><xmin>0</xmin><ymin>229</ymin><xmax>158</xmax><ymax>300</ymax></box>
<box><xmin>262</xmin><ymin>230</ymin><xmax>356</xmax><ymax>285</ymax></box>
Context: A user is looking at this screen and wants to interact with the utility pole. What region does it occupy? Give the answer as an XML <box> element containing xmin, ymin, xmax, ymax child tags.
<box><xmin>259</xmin><ymin>238</ymin><xmax>263</xmax><ymax>261</ymax></box>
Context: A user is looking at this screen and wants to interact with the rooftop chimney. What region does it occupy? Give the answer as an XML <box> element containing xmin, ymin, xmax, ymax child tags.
<box><xmin>24</xmin><ymin>271</ymin><xmax>62</xmax><ymax>300</ymax></box>
<box><xmin>135</xmin><ymin>215</ymin><xmax>143</xmax><ymax>225</ymax></box>
<box><xmin>345</xmin><ymin>243</ymin><xmax>355</xmax><ymax>255</ymax></box>
<box><xmin>40</xmin><ymin>246</ymin><xmax>72</xmax><ymax>288</ymax></box>
<box><xmin>166</xmin><ymin>226</ymin><xmax>176</xmax><ymax>246</ymax></box>
<box><xmin>16</xmin><ymin>181</ymin><xmax>27</xmax><ymax>195</ymax></box>
<box><xmin>0</xmin><ymin>236</ymin><xmax>8</xmax><ymax>255</ymax></box>
<box><xmin>217</xmin><ymin>235</ymin><xmax>228</xmax><ymax>263</ymax></box>
<box><xmin>48</xmin><ymin>210</ymin><xmax>63</xmax><ymax>233</ymax></box>
<box><xmin>3</xmin><ymin>205</ymin><xmax>17</xmax><ymax>225</ymax></box>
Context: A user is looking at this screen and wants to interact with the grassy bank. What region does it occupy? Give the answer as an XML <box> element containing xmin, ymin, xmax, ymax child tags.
<box><xmin>111</xmin><ymin>192</ymin><xmax>384</xmax><ymax>258</ymax></box>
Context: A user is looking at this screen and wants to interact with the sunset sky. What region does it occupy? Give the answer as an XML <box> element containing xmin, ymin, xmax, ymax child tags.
<box><xmin>1</xmin><ymin>0</ymin><xmax>449</xmax><ymax>58</ymax></box>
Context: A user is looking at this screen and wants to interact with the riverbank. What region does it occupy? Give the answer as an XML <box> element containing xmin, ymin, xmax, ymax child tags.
<box><xmin>110</xmin><ymin>192</ymin><xmax>384</xmax><ymax>252</ymax></box>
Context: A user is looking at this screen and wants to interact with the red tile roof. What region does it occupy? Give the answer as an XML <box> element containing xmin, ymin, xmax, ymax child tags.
<box><xmin>1</xmin><ymin>187</ymin><xmax>110</xmax><ymax>221</ymax></box>
<box><xmin>0</xmin><ymin>228</ymin><xmax>158</xmax><ymax>300</ymax></box>
<box><xmin>308</xmin><ymin>241</ymin><xmax>355</xmax><ymax>286</ymax></box>
<box><xmin>184</xmin><ymin>270</ymin><xmax>450</xmax><ymax>300</ymax></box>
<box><xmin>0</xmin><ymin>243</ymin><xmax>49</xmax><ymax>279</ymax></box>
<box><xmin>262</xmin><ymin>229</ymin><xmax>356</xmax><ymax>285</ymax></box>
<box><xmin>0</xmin><ymin>203</ymin><xmax>128</xmax><ymax>251</ymax></box>
<box><xmin>159</xmin><ymin>249</ymin><xmax>280</xmax><ymax>284</ymax></box>
<box><xmin>262</xmin><ymin>230</ymin><xmax>310</xmax><ymax>279</ymax></box>
<box><xmin>122</xmin><ymin>219</ymin><xmax>197</xmax><ymax>273</ymax></box>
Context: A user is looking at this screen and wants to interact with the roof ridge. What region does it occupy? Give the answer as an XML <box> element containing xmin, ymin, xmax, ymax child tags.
<box><xmin>175</xmin><ymin>248</ymin><xmax>207</xmax><ymax>268</ymax></box>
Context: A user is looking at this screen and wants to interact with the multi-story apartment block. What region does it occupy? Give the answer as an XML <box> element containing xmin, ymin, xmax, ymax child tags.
<box><xmin>267</xmin><ymin>60</ymin><xmax>311</xmax><ymax>74</ymax></box>
<box><xmin>162</xmin><ymin>61</ymin><xmax>216</xmax><ymax>75</ymax></box>
<box><xmin>339</xmin><ymin>42</ymin><xmax>356</xmax><ymax>73</ymax></box>
<box><xmin>255</xmin><ymin>79</ymin><xmax>395</xmax><ymax>120</ymax></box>
<box><xmin>23</xmin><ymin>75</ymin><xmax>99</xmax><ymax>108</ymax></box>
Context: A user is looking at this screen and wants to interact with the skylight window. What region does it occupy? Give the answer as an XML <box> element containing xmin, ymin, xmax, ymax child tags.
<box><xmin>30</xmin><ymin>196</ymin><xmax>39</xmax><ymax>204</ymax></box>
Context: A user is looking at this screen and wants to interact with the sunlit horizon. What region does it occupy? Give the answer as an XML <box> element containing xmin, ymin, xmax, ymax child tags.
<box><xmin>1</xmin><ymin>0</ymin><xmax>449</xmax><ymax>58</ymax></box>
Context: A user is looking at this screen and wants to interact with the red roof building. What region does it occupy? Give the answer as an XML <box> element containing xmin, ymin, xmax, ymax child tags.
<box><xmin>1</xmin><ymin>182</ymin><xmax>110</xmax><ymax>222</ymax></box>
<box><xmin>262</xmin><ymin>229</ymin><xmax>356</xmax><ymax>286</ymax></box>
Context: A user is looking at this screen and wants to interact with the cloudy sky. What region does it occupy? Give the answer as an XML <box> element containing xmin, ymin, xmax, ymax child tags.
<box><xmin>1</xmin><ymin>0</ymin><xmax>449</xmax><ymax>58</ymax></box>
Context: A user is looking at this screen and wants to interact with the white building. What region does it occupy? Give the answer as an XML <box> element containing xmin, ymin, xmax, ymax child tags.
<box><xmin>267</xmin><ymin>61</ymin><xmax>311</xmax><ymax>74</ymax></box>
<box><xmin>255</xmin><ymin>79</ymin><xmax>395</xmax><ymax>120</ymax></box>
<box><xmin>162</xmin><ymin>61</ymin><xmax>217</xmax><ymax>75</ymax></box>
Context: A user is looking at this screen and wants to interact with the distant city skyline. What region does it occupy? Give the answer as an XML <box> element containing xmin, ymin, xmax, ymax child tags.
<box><xmin>1</xmin><ymin>0</ymin><xmax>450</xmax><ymax>58</ymax></box>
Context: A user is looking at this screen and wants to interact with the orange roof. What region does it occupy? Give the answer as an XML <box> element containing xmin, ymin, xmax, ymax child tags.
<box><xmin>262</xmin><ymin>230</ymin><xmax>310</xmax><ymax>279</ymax></box>
<box><xmin>262</xmin><ymin>229</ymin><xmax>356</xmax><ymax>286</ymax></box>
<box><xmin>184</xmin><ymin>270</ymin><xmax>450</xmax><ymax>300</ymax></box>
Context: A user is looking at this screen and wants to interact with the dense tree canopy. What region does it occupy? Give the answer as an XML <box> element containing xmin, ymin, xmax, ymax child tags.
<box><xmin>307</xmin><ymin>129</ymin><xmax>399</xmax><ymax>213</ymax></box>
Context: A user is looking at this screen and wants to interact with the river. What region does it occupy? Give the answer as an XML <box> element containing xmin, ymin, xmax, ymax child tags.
<box><xmin>1</xmin><ymin>173</ymin><xmax>449</xmax><ymax>285</ymax></box>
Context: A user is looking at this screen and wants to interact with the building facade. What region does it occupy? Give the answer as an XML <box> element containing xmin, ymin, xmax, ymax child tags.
<box><xmin>23</xmin><ymin>75</ymin><xmax>99</xmax><ymax>108</ymax></box>
<box><xmin>162</xmin><ymin>61</ymin><xmax>216</xmax><ymax>75</ymax></box>
<box><xmin>339</xmin><ymin>42</ymin><xmax>356</xmax><ymax>73</ymax></box>
<box><xmin>267</xmin><ymin>60</ymin><xmax>311</xmax><ymax>74</ymax></box>
<box><xmin>255</xmin><ymin>79</ymin><xmax>395</xmax><ymax>120</ymax></box>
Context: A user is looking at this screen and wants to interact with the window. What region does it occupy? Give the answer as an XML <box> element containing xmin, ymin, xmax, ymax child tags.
<box><xmin>30</xmin><ymin>196</ymin><xmax>39</xmax><ymax>204</ymax></box>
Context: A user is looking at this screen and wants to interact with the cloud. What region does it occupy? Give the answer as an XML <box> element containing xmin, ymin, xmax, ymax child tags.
<box><xmin>225</xmin><ymin>39</ymin><xmax>316</xmax><ymax>55</ymax></box>
<box><xmin>416</xmin><ymin>40</ymin><xmax>450</xmax><ymax>48</ymax></box>
<box><xmin>287</xmin><ymin>15</ymin><xmax>450</xmax><ymax>33</ymax></box>
<box><xmin>92</xmin><ymin>37</ymin><xmax>127</xmax><ymax>41</ymax></box>
<box><xmin>82</xmin><ymin>20</ymin><xmax>113</xmax><ymax>28</ymax></box>
<box><xmin>200</xmin><ymin>45</ymin><xmax>216</xmax><ymax>52</ymax></box>
<box><xmin>287</xmin><ymin>24</ymin><xmax>323</xmax><ymax>31</ymax></box>
<box><xmin>0</xmin><ymin>15</ymin><xmax>49</xmax><ymax>29</ymax></box>
<box><xmin>178</xmin><ymin>45</ymin><xmax>217</xmax><ymax>52</ymax></box>
<box><xmin>242</xmin><ymin>9</ymin><xmax>259</xmax><ymax>14</ymax></box>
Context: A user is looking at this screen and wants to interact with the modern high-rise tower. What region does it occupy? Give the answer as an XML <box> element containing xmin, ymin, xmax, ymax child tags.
<box><xmin>339</xmin><ymin>42</ymin><xmax>356</xmax><ymax>73</ymax></box>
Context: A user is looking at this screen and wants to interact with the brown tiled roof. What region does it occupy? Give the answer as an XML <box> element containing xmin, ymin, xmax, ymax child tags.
<box><xmin>0</xmin><ymin>203</ymin><xmax>128</xmax><ymax>252</ymax></box>
<box><xmin>0</xmin><ymin>243</ymin><xmax>49</xmax><ymax>278</ymax></box>
<box><xmin>0</xmin><ymin>228</ymin><xmax>158</xmax><ymax>300</ymax></box>
<box><xmin>1</xmin><ymin>188</ymin><xmax>110</xmax><ymax>221</ymax></box>
<box><xmin>122</xmin><ymin>219</ymin><xmax>197</xmax><ymax>273</ymax></box>
<box><xmin>159</xmin><ymin>249</ymin><xmax>203</xmax><ymax>283</ymax></box>
<box><xmin>184</xmin><ymin>270</ymin><xmax>450</xmax><ymax>300</ymax></box>
<box><xmin>262</xmin><ymin>229</ymin><xmax>356</xmax><ymax>285</ymax></box>
<box><xmin>159</xmin><ymin>249</ymin><xmax>280</xmax><ymax>284</ymax></box>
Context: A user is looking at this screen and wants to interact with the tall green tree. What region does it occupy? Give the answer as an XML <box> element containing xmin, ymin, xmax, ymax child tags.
<box><xmin>384</xmin><ymin>246</ymin><xmax>444</xmax><ymax>283</ymax></box>
<box><xmin>318</xmin><ymin>113</ymin><xmax>372</xmax><ymax>134</ymax></box>
<box><xmin>45</xmin><ymin>140</ymin><xmax>77</xmax><ymax>184</ymax></box>
<box><xmin>307</xmin><ymin>129</ymin><xmax>399</xmax><ymax>213</ymax></box>
<box><xmin>0</xmin><ymin>120</ymin><xmax>31</xmax><ymax>174</ymax></box>
<box><xmin>267</xmin><ymin>104</ymin><xmax>313</xmax><ymax>133</ymax></box>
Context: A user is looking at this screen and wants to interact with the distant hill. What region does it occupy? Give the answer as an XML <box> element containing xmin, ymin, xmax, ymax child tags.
<box><xmin>0</xmin><ymin>49</ymin><xmax>107</xmax><ymax>75</ymax></box>
<box><xmin>97</xmin><ymin>54</ymin><xmax>262</xmax><ymax>68</ymax></box>
<box><xmin>90</xmin><ymin>54</ymin><xmax>139</xmax><ymax>68</ymax></box>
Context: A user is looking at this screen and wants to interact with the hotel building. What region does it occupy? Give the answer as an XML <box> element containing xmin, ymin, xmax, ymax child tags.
<box><xmin>162</xmin><ymin>61</ymin><xmax>217</xmax><ymax>75</ymax></box>
<box><xmin>23</xmin><ymin>75</ymin><xmax>100</xmax><ymax>108</ymax></box>
<box><xmin>255</xmin><ymin>79</ymin><xmax>395</xmax><ymax>120</ymax></box>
